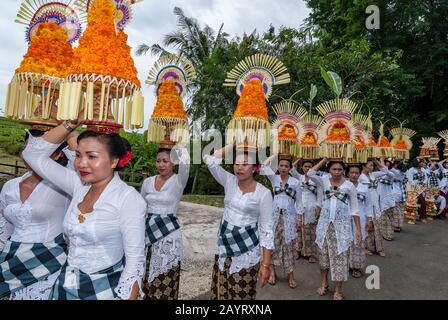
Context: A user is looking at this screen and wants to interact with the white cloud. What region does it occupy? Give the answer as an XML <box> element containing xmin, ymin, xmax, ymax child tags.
<box><xmin>0</xmin><ymin>0</ymin><xmax>309</xmax><ymax>130</ymax></box>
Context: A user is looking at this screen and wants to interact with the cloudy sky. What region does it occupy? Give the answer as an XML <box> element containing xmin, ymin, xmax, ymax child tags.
<box><xmin>0</xmin><ymin>0</ymin><xmax>310</xmax><ymax>128</ymax></box>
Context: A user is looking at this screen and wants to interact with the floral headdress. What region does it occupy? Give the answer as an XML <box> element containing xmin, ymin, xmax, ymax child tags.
<box><xmin>57</xmin><ymin>0</ymin><xmax>144</xmax><ymax>134</ymax></box>
<box><xmin>373</xmin><ymin>121</ymin><xmax>394</xmax><ymax>158</ymax></box>
<box><xmin>271</xmin><ymin>101</ymin><xmax>307</xmax><ymax>157</ymax></box>
<box><xmin>437</xmin><ymin>130</ymin><xmax>448</xmax><ymax>158</ymax></box>
<box><xmin>146</xmin><ymin>54</ymin><xmax>196</xmax><ymax>147</ymax></box>
<box><xmin>316</xmin><ymin>67</ymin><xmax>358</xmax><ymax>161</ymax></box>
<box><xmin>390</xmin><ymin>123</ymin><xmax>416</xmax><ymax>161</ymax></box>
<box><xmin>346</xmin><ymin>113</ymin><xmax>370</xmax><ymax>164</ymax></box>
<box><xmin>5</xmin><ymin>1</ymin><xmax>86</xmax><ymax>130</ymax></box>
<box><xmin>224</xmin><ymin>54</ymin><xmax>290</xmax><ymax>149</ymax></box>
<box><xmin>419</xmin><ymin>137</ymin><xmax>441</xmax><ymax>161</ymax></box>
<box><xmin>298</xmin><ymin>114</ymin><xmax>324</xmax><ymax>160</ymax></box>
<box><xmin>76</xmin><ymin>0</ymin><xmax>143</xmax><ymax>30</ymax></box>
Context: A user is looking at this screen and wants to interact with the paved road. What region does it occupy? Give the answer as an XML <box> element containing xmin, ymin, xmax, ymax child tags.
<box><xmin>257</xmin><ymin>218</ymin><xmax>448</xmax><ymax>300</ymax></box>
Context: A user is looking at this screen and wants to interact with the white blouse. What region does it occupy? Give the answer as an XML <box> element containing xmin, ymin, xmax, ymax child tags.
<box><xmin>438</xmin><ymin>161</ymin><xmax>448</xmax><ymax>191</ymax></box>
<box><xmin>354</xmin><ymin>182</ymin><xmax>373</xmax><ymax>240</ymax></box>
<box><xmin>308</xmin><ymin>169</ymin><xmax>359</xmax><ymax>254</ymax></box>
<box><xmin>140</xmin><ymin>148</ymin><xmax>189</xmax><ymax>282</ymax></box>
<box><xmin>22</xmin><ymin>135</ymin><xmax>147</xmax><ymax>300</ymax></box>
<box><xmin>260</xmin><ymin>164</ymin><xmax>302</xmax><ymax>244</ymax></box>
<box><xmin>377</xmin><ymin>168</ymin><xmax>396</xmax><ymax>212</ymax></box>
<box><xmin>204</xmin><ymin>155</ymin><xmax>274</xmax><ymax>274</ymax></box>
<box><xmin>406</xmin><ymin>167</ymin><xmax>428</xmax><ymax>187</ymax></box>
<box><xmin>290</xmin><ymin>168</ymin><xmax>322</xmax><ymax>224</ymax></box>
<box><xmin>0</xmin><ymin>172</ymin><xmax>70</xmax><ymax>244</ymax></box>
<box><xmin>359</xmin><ymin>169</ymin><xmax>387</xmax><ymax>219</ymax></box>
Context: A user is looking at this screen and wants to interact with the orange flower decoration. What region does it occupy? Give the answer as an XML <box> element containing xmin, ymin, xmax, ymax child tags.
<box><xmin>278</xmin><ymin>125</ymin><xmax>297</xmax><ymax>140</ymax></box>
<box><xmin>393</xmin><ymin>140</ymin><xmax>408</xmax><ymax>150</ymax></box>
<box><xmin>378</xmin><ymin>136</ymin><xmax>392</xmax><ymax>147</ymax></box>
<box><xmin>16</xmin><ymin>22</ymin><xmax>73</xmax><ymax>78</ymax></box>
<box><xmin>69</xmin><ymin>0</ymin><xmax>140</xmax><ymax>86</ymax></box>
<box><xmin>354</xmin><ymin>135</ymin><xmax>367</xmax><ymax>148</ymax></box>
<box><xmin>302</xmin><ymin>132</ymin><xmax>318</xmax><ymax>145</ymax></box>
<box><xmin>326</xmin><ymin>122</ymin><xmax>350</xmax><ymax>142</ymax></box>
<box><xmin>152</xmin><ymin>80</ymin><xmax>187</xmax><ymax>119</ymax></box>
<box><xmin>233</xmin><ymin>79</ymin><xmax>268</xmax><ymax>120</ymax></box>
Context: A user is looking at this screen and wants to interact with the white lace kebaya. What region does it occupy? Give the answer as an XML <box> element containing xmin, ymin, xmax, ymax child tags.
<box><xmin>0</xmin><ymin>171</ymin><xmax>71</xmax><ymax>300</ymax></box>
<box><xmin>307</xmin><ymin>169</ymin><xmax>359</xmax><ymax>255</ymax></box>
<box><xmin>260</xmin><ymin>164</ymin><xmax>302</xmax><ymax>244</ymax></box>
<box><xmin>204</xmin><ymin>155</ymin><xmax>274</xmax><ymax>274</ymax></box>
<box><xmin>359</xmin><ymin>169</ymin><xmax>387</xmax><ymax>219</ymax></box>
<box><xmin>22</xmin><ymin>135</ymin><xmax>147</xmax><ymax>300</ymax></box>
<box><xmin>290</xmin><ymin>168</ymin><xmax>323</xmax><ymax>225</ymax></box>
<box><xmin>140</xmin><ymin>148</ymin><xmax>190</xmax><ymax>283</ymax></box>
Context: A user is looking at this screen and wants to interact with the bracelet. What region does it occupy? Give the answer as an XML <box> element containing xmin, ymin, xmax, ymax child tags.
<box><xmin>261</xmin><ymin>263</ymin><xmax>270</xmax><ymax>269</ymax></box>
<box><xmin>62</xmin><ymin>121</ymin><xmax>75</xmax><ymax>132</ymax></box>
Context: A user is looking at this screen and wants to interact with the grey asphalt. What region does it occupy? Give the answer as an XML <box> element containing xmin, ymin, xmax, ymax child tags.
<box><xmin>256</xmin><ymin>218</ymin><xmax>448</xmax><ymax>300</ymax></box>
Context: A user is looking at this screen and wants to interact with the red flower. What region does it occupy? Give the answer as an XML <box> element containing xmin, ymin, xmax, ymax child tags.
<box><xmin>118</xmin><ymin>151</ymin><xmax>133</xmax><ymax>168</ymax></box>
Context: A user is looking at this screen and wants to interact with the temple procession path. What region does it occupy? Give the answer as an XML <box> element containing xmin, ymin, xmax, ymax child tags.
<box><xmin>178</xmin><ymin>201</ymin><xmax>448</xmax><ymax>300</ymax></box>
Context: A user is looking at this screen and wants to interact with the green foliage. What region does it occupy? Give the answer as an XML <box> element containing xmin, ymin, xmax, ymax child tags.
<box><xmin>0</xmin><ymin>117</ymin><xmax>27</xmax><ymax>156</ymax></box>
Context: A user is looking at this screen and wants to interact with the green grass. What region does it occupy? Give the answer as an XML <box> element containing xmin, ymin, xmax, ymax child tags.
<box><xmin>182</xmin><ymin>194</ymin><xmax>224</xmax><ymax>208</ymax></box>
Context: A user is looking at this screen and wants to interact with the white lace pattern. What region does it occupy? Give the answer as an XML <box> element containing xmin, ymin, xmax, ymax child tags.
<box><xmin>147</xmin><ymin>229</ymin><xmax>184</xmax><ymax>283</ymax></box>
<box><xmin>114</xmin><ymin>262</ymin><xmax>146</xmax><ymax>300</ymax></box>
<box><xmin>218</xmin><ymin>245</ymin><xmax>262</xmax><ymax>275</ymax></box>
<box><xmin>10</xmin><ymin>271</ymin><xmax>60</xmax><ymax>300</ymax></box>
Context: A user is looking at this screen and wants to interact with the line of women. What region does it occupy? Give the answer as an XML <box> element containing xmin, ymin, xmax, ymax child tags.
<box><xmin>0</xmin><ymin>121</ymin><xmax>443</xmax><ymax>300</ymax></box>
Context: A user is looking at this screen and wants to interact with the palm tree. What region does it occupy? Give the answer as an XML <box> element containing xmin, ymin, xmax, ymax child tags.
<box><xmin>136</xmin><ymin>7</ymin><xmax>228</xmax><ymax>70</ymax></box>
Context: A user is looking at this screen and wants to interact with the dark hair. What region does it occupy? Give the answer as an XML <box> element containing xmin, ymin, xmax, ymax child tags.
<box><xmin>25</xmin><ymin>129</ymin><xmax>68</xmax><ymax>167</ymax></box>
<box><xmin>278</xmin><ymin>158</ymin><xmax>292</xmax><ymax>168</ymax></box>
<box><xmin>25</xmin><ymin>129</ymin><xmax>45</xmax><ymax>140</ymax></box>
<box><xmin>396</xmin><ymin>161</ymin><xmax>407</xmax><ymax>172</ymax></box>
<box><xmin>232</xmin><ymin>149</ymin><xmax>260</xmax><ymax>177</ymax></box>
<box><xmin>412</xmin><ymin>159</ymin><xmax>420</xmax><ymax>168</ymax></box>
<box><xmin>77</xmin><ymin>131</ymin><xmax>128</xmax><ymax>171</ymax></box>
<box><xmin>301</xmin><ymin>160</ymin><xmax>314</xmax><ymax>167</ymax></box>
<box><xmin>327</xmin><ymin>161</ymin><xmax>346</xmax><ymax>171</ymax></box>
<box><xmin>346</xmin><ymin>164</ymin><xmax>361</xmax><ymax>176</ymax></box>
<box><xmin>157</xmin><ymin>148</ymin><xmax>172</xmax><ymax>157</ymax></box>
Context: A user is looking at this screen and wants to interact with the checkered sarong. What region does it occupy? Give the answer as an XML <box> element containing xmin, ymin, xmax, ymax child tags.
<box><xmin>217</xmin><ymin>219</ymin><xmax>259</xmax><ymax>258</ymax></box>
<box><xmin>0</xmin><ymin>234</ymin><xmax>67</xmax><ymax>298</ymax></box>
<box><xmin>145</xmin><ymin>213</ymin><xmax>181</xmax><ymax>246</ymax></box>
<box><xmin>428</xmin><ymin>172</ymin><xmax>439</xmax><ymax>187</ymax></box>
<box><xmin>50</xmin><ymin>259</ymin><xmax>124</xmax><ymax>300</ymax></box>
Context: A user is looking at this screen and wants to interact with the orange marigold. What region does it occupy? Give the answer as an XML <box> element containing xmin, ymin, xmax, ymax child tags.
<box><xmin>393</xmin><ymin>140</ymin><xmax>407</xmax><ymax>150</ymax></box>
<box><xmin>151</xmin><ymin>80</ymin><xmax>187</xmax><ymax>119</ymax></box>
<box><xmin>233</xmin><ymin>79</ymin><xmax>268</xmax><ymax>120</ymax></box>
<box><xmin>278</xmin><ymin>125</ymin><xmax>297</xmax><ymax>140</ymax></box>
<box><xmin>70</xmin><ymin>0</ymin><xmax>140</xmax><ymax>86</ymax></box>
<box><xmin>378</xmin><ymin>136</ymin><xmax>392</xmax><ymax>147</ymax></box>
<box><xmin>354</xmin><ymin>135</ymin><xmax>366</xmax><ymax>148</ymax></box>
<box><xmin>326</xmin><ymin>122</ymin><xmax>350</xmax><ymax>142</ymax></box>
<box><xmin>16</xmin><ymin>22</ymin><xmax>73</xmax><ymax>78</ymax></box>
<box><xmin>302</xmin><ymin>132</ymin><xmax>317</xmax><ymax>145</ymax></box>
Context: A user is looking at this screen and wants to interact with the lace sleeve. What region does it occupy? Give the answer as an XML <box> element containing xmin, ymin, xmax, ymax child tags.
<box><xmin>258</xmin><ymin>189</ymin><xmax>274</xmax><ymax>250</ymax></box>
<box><xmin>114</xmin><ymin>189</ymin><xmax>147</xmax><ymax>300</ymax></box>
<box><xmin>22</xmin><ymin>134</ymin><xmax>81</xmax><ymax>197</ymax></box>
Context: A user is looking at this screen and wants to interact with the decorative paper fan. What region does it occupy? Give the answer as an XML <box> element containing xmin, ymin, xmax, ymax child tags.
<box><xmin>271</xmin><ymin>102</ymin><xmax>307</xmax><ymax>156</ymax></box>
<box><xmin>346</xmin><ymin>113</ymin><xmax>370</xmax><ymax>164</ymax></box>
<box><xmin>297</xmin><ymin>114</ymin><xmax>324</xmax><ymax>160</ymax></box>
<box><xmin>316</xmin><ymin>98</ymin><xmax>358</xmax><ymax>160</ymax></box>
<box><xmin>390</xmin><ymin>127</ymin><xmax>416</xmax><ymax>160</ymax></box>
<box><xmin>224</xmin><ymin>54</ymin><xmax>290</xmax><ymax>149</ymax></box>
<box><xmin>16</xmin><ymin>0</ymin><xmax>86</xmax><ymax>44</ymax></box>
<box><xmin>76</xmin><ymin>0</ymin><xmax>142</xmax><ymax>30</ymax></box>
<box><xmin>224</xmin><ymin>54</ymin><xmax>290</xmax><ymax>99</ymax></box>
<box><xmin>372</xmin><ymin>121</ymin><xmax>394</xmax><ymax>158</ymax></box>
<box><xmin>437</xmin><ymin>130</ymin><xmax>448</xmax><ymax>157</ymax></box>
<box><xmin>146</xmin><ymin>54</ymin><xmax>196</xmax><ymax>98</ymax></box>
<box><xmin>57</xmin><ymin>0</ymin><xmax>144</xmax><ymax>132</ymax></box>
<box><xmin>147</xmin><ymin>55</ymin><xmax>196</xmax><ymax>145</ymax></box>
